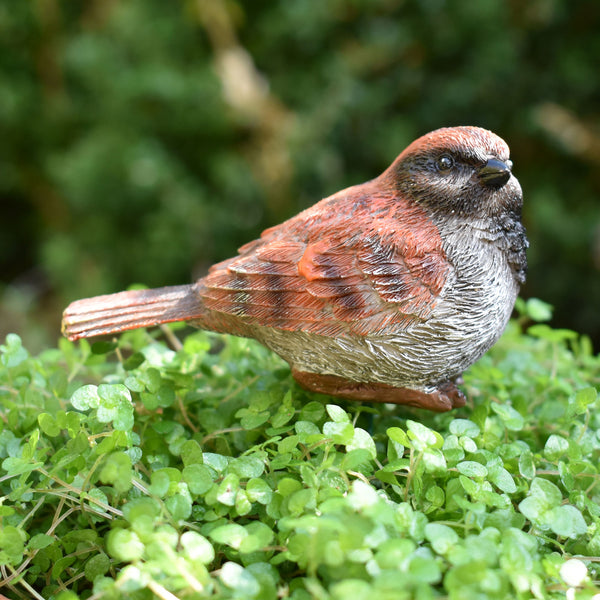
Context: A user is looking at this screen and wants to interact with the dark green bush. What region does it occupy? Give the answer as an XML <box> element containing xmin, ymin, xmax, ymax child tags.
<box><xmin>1</xmin><ymin>0</ymin><xmax>600</xmax><ymax>350</ymax></box>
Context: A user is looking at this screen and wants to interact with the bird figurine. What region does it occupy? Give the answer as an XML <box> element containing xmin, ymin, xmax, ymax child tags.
<box><xmin>62</xmin><ymin>126</ymin><xmax>527</xmax><ymax>412</ymax></box>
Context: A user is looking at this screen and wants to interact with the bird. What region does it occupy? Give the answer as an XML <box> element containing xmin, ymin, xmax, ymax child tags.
<box><xmin>62</xmin><ymin>126</ymin><xmax>528</xmax><ymax>412</ymax></box>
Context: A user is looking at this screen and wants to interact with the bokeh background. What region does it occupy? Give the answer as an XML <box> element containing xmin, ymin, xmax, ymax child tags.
<box><xmin>1</xmin><ymin>0</ymin><xmax>599</xmax><ymax>352</ymax></box>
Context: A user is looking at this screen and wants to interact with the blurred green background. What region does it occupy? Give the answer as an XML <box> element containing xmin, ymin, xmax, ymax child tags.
<box><xmin>1</xmin><ymin>0</ymin><xmax>599</xmax><ymax>352</ymax></box>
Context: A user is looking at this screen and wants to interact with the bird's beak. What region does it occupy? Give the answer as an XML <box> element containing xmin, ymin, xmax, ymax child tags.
<box><xmin>478</xmin><ymin>157</ymin><xmax>512</xmax><ymax>189</ymax></box>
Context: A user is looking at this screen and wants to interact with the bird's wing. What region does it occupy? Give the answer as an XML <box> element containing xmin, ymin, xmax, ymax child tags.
<box><xmin>199</xmin><ymin>211</ymin><xmax>451</xmax><ymax>338</ymax></box>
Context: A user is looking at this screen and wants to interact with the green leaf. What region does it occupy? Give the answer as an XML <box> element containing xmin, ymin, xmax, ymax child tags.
<box><xmin>84</xmin><ymin>553</ymin><xmax>110</xmax><ymax>582</ymax></box>
<box><xmin>558</xmin><ymin>460</ymin><xmax>575</xmax><ymax>491</ymax></box>
<box><xmin>0</xmin><ymin>526</ymin><xmax>26</xmax><ymax>565</ymax></box>
<box><xmin>287</xmin><ymin>488</ymin><xmax>316</xmax><ymax>516</ymax></box>
<box><xmin>343</xmin><ymin>449</ymin><xmax>374</xmax><ymax>472</ymax></box>
<box><xmin>28</xmin><ymin>534</ymin><xmax>55</xmax><ymax>550</ymax></box>
<box><xmin>52</xmin><ymin>556</ymin><xmax>76</xmax><ymax>579</ymax></box>
<box><xmin>425</xmin><ymin>485</ymin><xmax>445</xmax><ymax>509</ymax></box>
<box><xmin>219</xmin><ymin>562</ymin><xmax>260</xmax><ymax>595</ymax></box>
<box><xmin>323</xmin><ymin>421</ymin><xmax>354</xmax><ymax>444</ymax></box>
<box><xmin>238</xmin><ymin>409</ymin><xmax>270</xmax><ymax>430</ymax></box>
<box><xmin>546</xmin><ymin>505</ymin><xmax>587</xmax><ymax>538</ymax></box>
<box><xmin>180</xmin><ymin>439</ymin><xmax>204</xmax><ymax>466</ymax></box>
<box><xmin>87</xmin><ymin>384</ymin><xmax>134</xmax><ymax>430</ymax></box>
<box><xmin>278</xmin><ymin>434</ymin><xmax>299</xmax><ymax>454</ymax></box>
<box><xmin>409</xmin><ymin>554</ymin><xmax>442</xmax><ymax>584</ymax></box>
<box><xmin>235</xmin><ymin>489</ymin><xmax>252</xmax><ymax>516</ymax></box>
<box><xmin>106</xmin><ymin>529</ymin><xmax>144</xmax><ymax>562</ymax></box>
<box><xmin>406</xmin><ymin>420</ymin><xmax>443</xmax><ymax>449</ymax></box>
<box><xmin>2</xmin><ymin>456</ymin><xmax>43</xmax><ymax>477</ymax></box>
<box><xmin>98</xmin><ymin>383</ymin><xmax>131</xmax><ymax>407</ymax></box>
<box><xmin>91</xmin><ymin>341</ymin><xmax>117</xmax><ymax>355</ymax></box>
<box><xmin>209</xmin><ymin>523</ymin><xmax>248</xmax><ymax>549</ymax></box>
<box><xmin>518</xmin><ymin>495</ymin><xmax>547</xmax><ymax>524</ymax></box>
<box><xmin>560</xmin><ymin>558</ymin><xmax>588</xmax><ymax>587</ymax></box>
<box><xmin>247</xmin><ymin>391</ymin><xmax>275</xmax><ymax>412</ymax></box>
<box><xmin>38</xmin><ymin>413</ymin><xmax>61</xmax><ymax>437</ymax></box>
<box><xmin>387</xmin><ymin>426</ymin><xmax>410</xmax><ymax>447</ymax></box>
<box><xmin>525</xmin><ymin>298</ymin><xmax>553</xmax><ymax>322</ymax></box>
<box><xmin>229</xmin><ymin>454</ymin><xmax>266</xmax><ymax>478</ymax></box>
<box><xmin>216</xmin><ymin>473</ymin><xmax>240</xmax><ymax>506</ymax></box>
<box><xmin>449</xmin><ymin>419</ymin><xmax>480</xmax><ymax>438</ymax></box>
<box><xmin>113</xmin><ymin>403</ymin><xmax>134</xmax><ymax>431</ymax></box>
<box><xmin>424</xmin><ymin>523</ymin><xmax>459</xmax><ymax>555</ymax></box>
<box><xmin>331</xmin><ymin>580</ymin><xmax>371</xmax><ymax>599</ymax></box>
<box><xmin>271</xmin><ymin>393</ymin><xmax>295</xmax><ymax>427</ymax></box>
<box><xmin>544</xmin><ymin>434</ymin><xmax>569</xmax><ymax>461</ymax></box>
<box><xmin>183</xmin><ymin>333</ymin><xmax>211</xmax><ymax>355</ymax></box>
<box><xmin>518</xmin><ymin>451</ymin><xmax>536</xmax><ymax>479</ymax></box>
<box><xmin>115</xmin><ymin>564</ymin><xmax>147</xmax><ymax>592</ymax></box>
<box><xmin>490</xmin><ymin>403</ymin><xmax>525</xmax><ymax>431</ymax></box>
<box><xmin>300</xmin><ymin>401</ymin><xmax>325</xmax><ymax>423</ymax></box>
<box><xmin>527</xmin><ymin>324</ymin><xmax>578</xmax><ymax>342</ymax></box>
<box><xmin>571</xmin><ymin>387</ymin><xmax>597</xmax><ymax>415</ymax></box>
<box><xmin>487</xmin><ymin>463</ymin><xmax>517</xmax><ymax>494</ymax></box>
<box><xmin>295</xmin><ymin>420</ymin><xmax>321</xmax><ymax>440</ymax></box>
<box><xmin>180</xmin><ymin>531</ymin><xmax>215</xmax><ymax>563</ymax></box>
<box><xmin>123</xmin><ymin>352</ymin><xmax>145</xmax><ymax>370</ymax></box>
<box><xmin>149</xmin><ymin>470</ymin><xmax>175</xmax><ymax>497</ymax></box>
<box><xmin>138</xmin><ymin>367</ymin><xmax>162</xmax><ymax>393</ymax></box>
<box><xmin>423</xmin><ymin>448</ymin><xmax>447</xmax><ymax>473</ymax></box>
<box><xmin>155</xmin><ymin>384</ymin><xmax>175</xmax><ymax>408</ymax></box>
<box><xmin>519</xmin><ymin>477</ymin><xmax>567</xmax><ymax>529</ymax></box>
<box><xmin>239</xmin><ymin>522</ymin><xmax>274</xmax><ymax>553</ymax></box>
<box><xmin>203</xmin><ymin>453</ymin><xmax>229</xmax><ymax>473</ymax></box>
<box><xmin>375</xmin><ymin>538</ymin><xmax>416</xmax><ymax>569</ymax></box>
<box><xmin>528</xmin><ymin>477</ymin><xmax>563</xmax><ymax>507</ymax></box>
<box><xmin>246</xmin><ymin>478</ymin><xmax>273</xmax><ymax>505</ymax></box>
<box><xmin>348</xmin><ymin>480</ymin><xmax>379</xmax><ymax>509</ymax></box>
<box><xmin>182</xmin><ymin>464</ymin><xmax>213</xmax><ymax>495</ymax></box>
<box><xmin>1</xmin><ymin>333</ymin><xmax>28</xmax><ymax>367</ymax></box>
<box><xmin>456</xmin><ymin>460</ymin><xmax>488</xmax><ymax>479</ymax></box>
<box><xmin>99</xmin><ymin>452</ymin><xmax>132</xmax><ymax>494</ymax></box>
<box><xmin>347</xmin><ymin>427</ymin><xmax>376</xmax><ymax>459</ymax></box>
<box><xmin>55</xmin><ymin>592</ymin><xmax>80</xmax><ymax>600</ymax></box>
<box><xmin>124</xmin><ymin>375</ymin><xmax>145</xmax><ymax>392</ymax></box>
<box><xmin>71</xmin><ymin>385</ymin><xmax>101</xmax><ymax>410</ymax></box>
<box><xmin>326</xmin><ymin>404</ymin><xmax>350</xmax><ymax>423</ymax></box>
<box><xmin>165</xmin><ymin>492</ymin><xmax>192</xmax><ymax>520</ymax></box>
<box><xmin>123</xmin><ymin>497</ymin><xmax>161</xmax><ymax>524</ymax></box>
<box><xmin>277</xmin><ymin>478</ymin><xmax>302</xmax><ymax>497</ymax></box>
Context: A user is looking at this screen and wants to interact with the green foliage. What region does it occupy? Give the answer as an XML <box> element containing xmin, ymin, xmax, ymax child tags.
<box><xmin>1</xmin><ymin>314</ymin><xmax>600</xmax><ymax>598</ymax></box>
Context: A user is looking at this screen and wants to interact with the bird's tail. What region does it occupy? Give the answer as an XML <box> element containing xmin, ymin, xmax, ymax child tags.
<box><xmin>61</xmin><ymin>284</ymin><xmax>204</xmax><ymax>341</ymax></box>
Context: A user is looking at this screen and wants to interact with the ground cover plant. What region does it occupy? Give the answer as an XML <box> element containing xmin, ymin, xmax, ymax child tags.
<box><xmin>1</xmin><ymin>298</ymin><xmax>599</xmax><ymax>599</ymax></box>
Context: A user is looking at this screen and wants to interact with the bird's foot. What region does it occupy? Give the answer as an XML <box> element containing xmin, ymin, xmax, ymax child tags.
<box><xmin>292</xmin><ymin>369</ymin><xmax>465</xmax><ymax>412</ymax></box>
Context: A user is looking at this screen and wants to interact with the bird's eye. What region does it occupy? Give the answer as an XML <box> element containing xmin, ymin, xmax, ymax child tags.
<box><xmin>436</xmin><ymin>154</ymin><xmax>454</xmax><ymax>172</ymax></box>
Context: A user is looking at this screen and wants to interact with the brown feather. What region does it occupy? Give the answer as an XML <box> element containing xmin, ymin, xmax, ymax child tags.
<box><xmin>62</xmin><ymin>285</ymin><xmax>202</xmax><ymax>340</ymax></box>
<box><xmin>196</xmin><ymin>189</ymin><xmax>449</xmax><ymax>336</ymax></box>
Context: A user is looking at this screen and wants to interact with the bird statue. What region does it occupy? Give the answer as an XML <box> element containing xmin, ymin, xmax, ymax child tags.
<box><xmin>62</xmin><ymin>126</ymin><xmax>527</xmax><ymax>412</ymax></box>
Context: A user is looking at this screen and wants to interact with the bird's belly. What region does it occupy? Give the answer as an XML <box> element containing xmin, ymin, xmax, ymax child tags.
<box><xmin>252</xmin><ymin>242</ymin><xmax>518</xmax><ymax>391</ymax></box>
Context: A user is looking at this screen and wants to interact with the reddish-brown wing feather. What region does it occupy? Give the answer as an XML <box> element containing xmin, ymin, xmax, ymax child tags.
<box><xmin>198</xmin><ymin>188</ymin><xmax>451</xmax><ymax>337</ymax></box>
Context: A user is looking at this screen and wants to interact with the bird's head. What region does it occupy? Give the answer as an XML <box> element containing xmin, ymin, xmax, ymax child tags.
<box><xmin>384</xmin><ymin>126</ymin><xmax>523</xmax><ymax>221</ymax></box>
